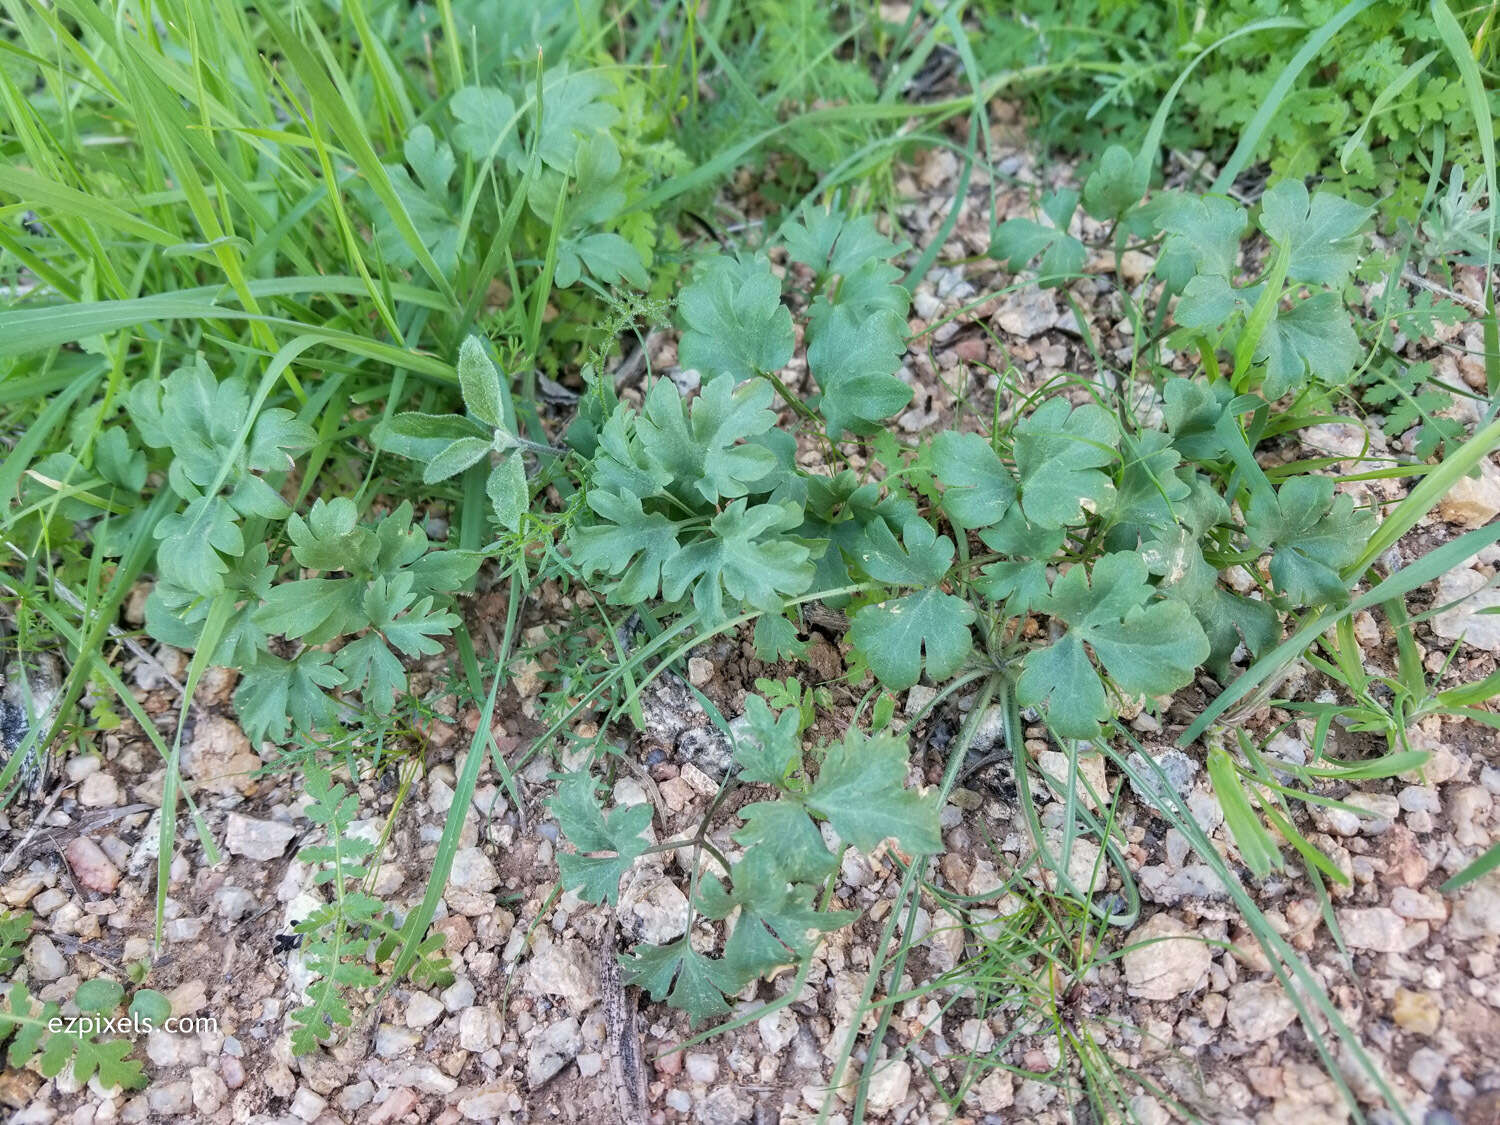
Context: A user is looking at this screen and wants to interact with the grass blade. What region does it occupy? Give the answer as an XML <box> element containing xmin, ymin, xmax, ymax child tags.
<box><xmin>1442</xmin><ymin>841</ymin><xmax>1500</xmax><ymax>891</ymax></box>
<box><xmin>1211</xmin><ymin>0</ymin><xmax>1376</xmax><ymax>192</ymax></box>
<box><xmin>1183</xmin><ymin>521</ymin><xmax>1500</xmax><ymax>743</ymax></box>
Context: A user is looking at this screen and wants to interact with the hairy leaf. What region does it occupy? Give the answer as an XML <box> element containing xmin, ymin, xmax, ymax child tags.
<box><xmin>457</xmin><ymin>336</ymin><xmax>505</xmax><ymax>429</ymax></box>
<box><xmin>549</xmin><ymin>773</ymin><xmax>652</xmax><ymax>906</ymax></box>
<box><xmin>677</xmin><ymin>255</ymin><xmax>794</xmax><ymax>382</ymax></box>
<box><xmin>1013</xmin><ymin>398</ymin><xmax>1118</xmax><ymax>528</ymax></box>
<box><xmin>804</xmin><ymin>728</ymin><xmax>940</xmax><ymax>855</ymax></box>
<box><xmin>1244</xmin><ymin>476</ymin><xmax>1373</xmax><ymax>606</ymax></box>
<box><xmin>487</xmin><ymin>455</ymin><xmax>528</xmax><ymax>532</ymax></box>
<box><xmin>1019</xmin><ymin>553</ymin><xmax>1209</xmax><ymax>739</ymax></box>
<box><xmin>697</xmin><ymin>848</ymin><xmax>851</xmax><ymax>985</ymax></box>
<box><xmin>376</xmin><ymin>412</ymin><xmax>490</xmax><ymax>464</ymax></box>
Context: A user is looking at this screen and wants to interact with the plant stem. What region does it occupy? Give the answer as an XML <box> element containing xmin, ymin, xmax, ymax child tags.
<box><xmin>839</xmin><ymin>673</ymin><xmax>1000</xmax><ymax>1125</ymax></box>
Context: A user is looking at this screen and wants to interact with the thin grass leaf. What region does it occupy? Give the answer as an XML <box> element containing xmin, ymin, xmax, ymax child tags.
<box><xmin>384</xmin><ymin>569</ymin><xmax>518</xmax><ymax>988</ymax></box>
<box><xmin>1442</xmin><ymin>841</ymin><xmax>1500</xmax><ymax>891</ymax></box>
<box><xmin>1183</xmin><ymin>521</ymin><xmax>1500</xmax><ymax>742</ymax></box>
<box><xmin>1211</xmin><ymin>0</ymin><xmax>1377</xmax><ymax>192</ymax></box>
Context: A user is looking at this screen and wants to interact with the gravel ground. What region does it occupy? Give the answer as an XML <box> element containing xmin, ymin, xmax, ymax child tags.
<box><xmin>3</xmin><ymin>112</ymin><xmax>1500</xmax><ymax>1125</ymax></box>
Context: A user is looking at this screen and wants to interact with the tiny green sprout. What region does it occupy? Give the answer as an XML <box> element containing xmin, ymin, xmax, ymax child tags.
<box><xmin>380</xmin><ymin>336</ymin><xmax>564</xmax><ymax>532</ymax></box>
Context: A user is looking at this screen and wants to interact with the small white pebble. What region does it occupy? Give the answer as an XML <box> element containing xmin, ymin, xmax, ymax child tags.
<box><xmin>684</xmin><ymin>1052</ymin><xmax>719</xmax><ymax>1084</ymax></box>
<box><xmin>405</xmin><ymin>992</ymin><xmax>443</xmax><ymax>1029</ymax></box>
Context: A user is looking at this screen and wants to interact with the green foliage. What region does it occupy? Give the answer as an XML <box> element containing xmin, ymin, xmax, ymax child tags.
<box><xmin>12</xmin><ymin>318</ymin><xmax>484</xmax><ymax>754</ymax></box>
<box><xmin>148</xmin><ymin>495</ymin><xmax>478</xmax><ymax>744</ymax></box>
<box><xmin>288</xmin><ymin>767</ymin><xmax>450</xmax><ymax>1054</ymax></box>
<box><xmin>567</xmin><ymin>203</ymin><xmax>922</xmax><ymax>638</ymax></box>
<box><xmin>377</xmin><ymin>336</ymin><xmax>541</xmax><ymax>532</ymax></box>
<box><xmin>569</xmin><ymin>373</ymin><xmax>815</xmax><ymax>624</ymax></box>
<box><xmin>127</xmin><ymin>358</ymin><xmax>314</xmax><ymax>594</ymax></box>
<box><xmin>548</xmin><ymin>772</ymin><xmax>653</xmax><ymax>905</ymax></box>
<box><xmin>752</xmin><ymin>675</ymin><xmax>832</xmax><ymax>734</ymax></box>
<box><xmin>568</xmin><ymin>172</ymin><xmax>1385</xmax><ymax>766</ymax></box>
<box><xmin>1359</xmin><ymin>359</ymin><xmax>1468</xmax><ymax>461</ymax></box>
<box><xmin>100</xmin><ymin>328</ymin><xmax>494</xmax><ymax>748</ymax></box>
<box><xmin>801</xmin><ymin>727</ymin><xmax>942</xmax><ymax>855</ymax></box>
<box><xmin>1017</xmin><ymin>554</ymin><xmax>1209</xmax><ymax>740</ymax></box>
<box><xmin>0</xmin><ymin>2</ymin><xmax>1479</xmax><ymax>1107</ymax></box>
<box><xmin>678</xmin><ymin>256</ymin><xmax>795</xmax><ymax>383</ymax></box>
<box><xmin>129</xmin><ymin>989</ymin><xmax>171</xmax><ymax>1026</ymax></box>
<box><xmin>1208</xmin><ymin>726</ymin><xmax>1430</xmax><ymax>885</ymax></box>
<box><xmin>0</xmin><ymin>0</ymin><xmax>731</xmax><ymax>804</ymax></box>
<box><xmin>354</xmin><ymin>62</ymin><xmax>674</xmax><ymax>295</ymax></box>
<box><xmin>678</xmin><ymin>0</ymin><xmax>886</xmax><ymax>185</ymax></box>
<box><xmin>977</xmin><ymin>0</ymin><xmax>1498</xmax><ymax>207</ymax></box>
<box><xmin>0</xmin><ymin>981</ymin><xmax>145</xmax><ymax>1092</ymax></box>
<box><xmin>557</xmin><ymin>701</ymin><xmax>936</xmax><ymax>1026</ymax></box>
<box><xmin>1418</xmin><ymin>165</ymin><xmax>1500</xmax><ymax>272</ymax></box>
<box><xmin>997</xmin><ymin>170</ymin><xmax>1381</xmax><ymax>403</ymax></box>
<box><xmin>1082</xmin><ymin>147</ymin><xmax>1150</xmax><ymax>222</ymax></box>
<box><xmin>672</xmin><ymin>204</ymin><xmax>914</xmax><ymax>438</ymax></box>
<box><xmin>729</xmin><ymin>694</ymin><xmax>806</xmax><ymax>786</ymax></box>
<box><xmin>616</xmin><ymin>938</ymin><xmax>732</xmax><ymax>1026</ymax></box>
<box><xmin>1259</xmin><ymin>181</ymin><xmax>1370</xmax><ymax>286</ymax></box>
<box><xmin>1012</xmin><ymin>399</ymin><xmax>1120</xmax><ymax>527</ymax></box>
<box><xmin>0</xmin><ymin>914</ymin><xmax>30</xmax><ymax>977</ymax></box>
<box><xmin>846</xmin><ymin>519</ymin><xmax>975</xmax><ymax>690</ymax></box>
<box><xmin>694</xmin><ymin>847</ymin><xmax>848</xmax><ymax>985</ymax></box>
<box><xmin>792</xmin><ymin>217</ymin><xmax>913</xmax><ymax>438</ymax></box>
<box><xmin>0</xmin><ymin>914</ymin><xmax>147</xmax><ymax>1091</ymax></box>
<box><xmin>990</xmin><ymin>189</ymin><xmax>1087</xmax><ymax>284</ymax></box>
<box><xmin>1244</xmin><ymin>477</ymin><xmax>1376</xmax><ymax>607</ymax></box>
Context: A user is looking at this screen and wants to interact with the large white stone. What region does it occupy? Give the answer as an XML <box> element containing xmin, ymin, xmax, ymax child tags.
<box><xmin>224</xmin><ymin>814</ymin><xmax>297</xmax><ymax>860</ymax></box>
<box><xmin>1123</xmin><ymin>913</ymin><xmax>1211</xmax><ymax>1000</ymax></box>
<box><xmin>1438</xmin><ymin>458</ymin><xmax>1500</xmax><ymax>528</ymax></box>
<box><xmin>1432</xmin><ymin>567</ymin><xmax>1500</xmax><ymax>653</ymax></box>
